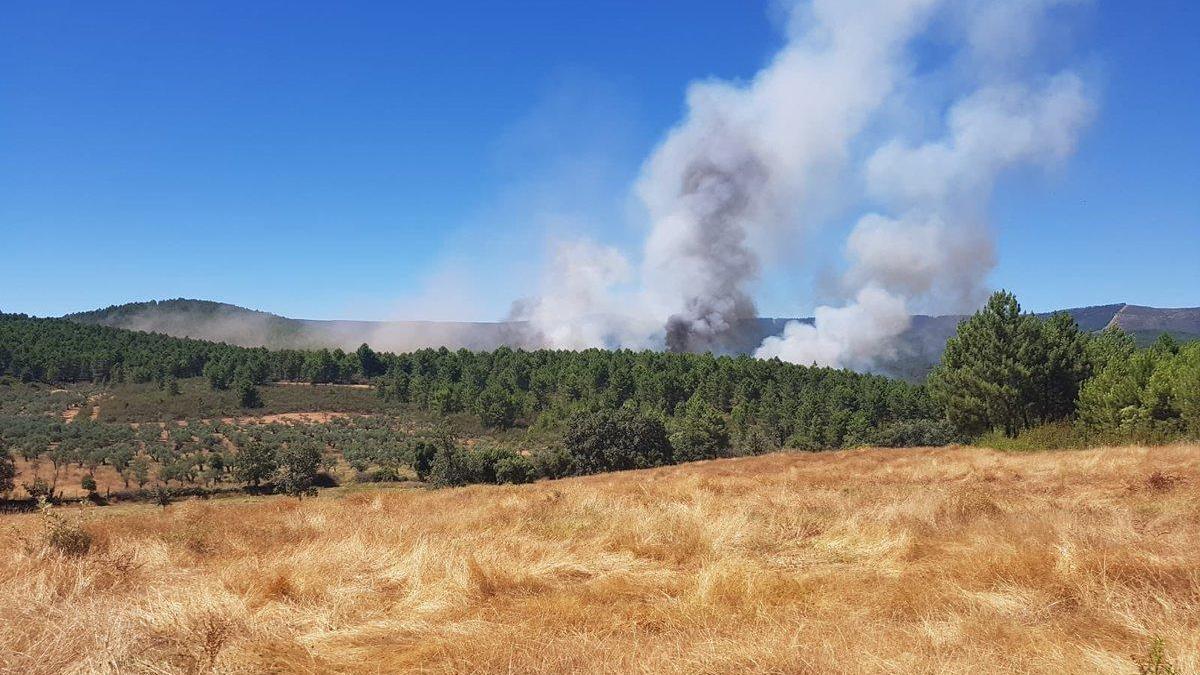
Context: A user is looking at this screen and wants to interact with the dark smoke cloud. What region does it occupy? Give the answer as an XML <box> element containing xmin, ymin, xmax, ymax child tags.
<box><xmin>515</xmin><ymin>0</ymin><xmax>1093</xmax><ymax>369</ymax></box>
<box><xmin>662</xmin><ymin>158</ymin><xmax>765</xmax><ymax>352</ymax></box>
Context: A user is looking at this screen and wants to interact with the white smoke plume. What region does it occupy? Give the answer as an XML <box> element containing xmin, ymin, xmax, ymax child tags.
<box><xmin>640</xmin><ymin>0</ymin><xmax>939</xmax><ymax>351</ymax></box>
<box><xmin>523</xmin><ymin>0</ymin><xmax>941</xmax><ymax>352</ymax></box>
<box><xmin>756</xmin><ymin>286</ymin><xmax>911</xmax><ymax>369</ymax></box>
<box><xmin>762</xmin><ymin>72</ymin><xmax>1094</xmax><ymax>368</ymax></box>
<box><xmin>517</xmin><ymin>239</ymin><xmax>658</xmax><ymax>350</ymax></box>
<box><xmin>518</xmin><ymin>0</ymin><xmax>1094</xmax><ymax>368</ymax></box>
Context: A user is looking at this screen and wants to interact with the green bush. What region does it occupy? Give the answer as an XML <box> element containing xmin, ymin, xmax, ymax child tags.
<box><xmin>233</xmin><ymin>441</ymin><xmax>277</xmax><ymax>487</ymax></box>
<box><xmin>0</xmin><ymin>450</ymin><xmax>14</xmax><ymax>495</ymax></box>
<box><xmin>494</xmin><ymin>453</ymin><xmax>537</xmax><ymax>484</ymax></box>
<box><xmin>1137</xmin><ymin>637</ymin><xmax>1178</xmax><ymax>675</ymax></box>
<box><xmin>475</xmin><ymin>385</ymin><xmax>520</xmax><ymax>430</ymax></box>
<box><xmin>871</xmin><ymin>419</ymin><xmax>959</xmax><ymax>448</ymax></box>
<box><xmin>974</xmin><ymin>422</ymin><xmax>1082</xmax><ymax>451</ymax></box>
<box><xmin>276</xmin><ymin>442</ymin><xmax>322</xmax><ymax>499</ymax></box>
<box><xmin>528</xmin><ymin>447</ymin><xmax>574</xmax><ymax>480</ymax></box>
<box><xmin>733</xmin><ymin>424</ymin><xmax>778</xmax><ymax>456</ymax></box>
<box><xmin>411</xmin><ymin>438</ymin><xmax>444</xmax><ymax>482</ymax></box>
<box><xmin>563</xmin><ymin>408</ymin><xmax>672</xmax><ymax>475</ymax></box>
<box><xmin>1077</xmin><ymin>339</ymin><xmax>1199</xmax><ymax>445</ymax></box>
<box><xmin>428</xmin><ymin>442</ymin><xmax>477</xmax><ymax>487</ymax></box>
<box><xmin>236</xmin><ymin>379</ymin><xmax>263</xmax><ymax>409</ymax></box>
<box><xmin>23</xmin><ymin>477</ymin><xmax>54</xmax><ymax>502</ymax></box>
<box><xmin>153</xmin><ymin>485</ymin><xmax>175</xmax><ymax>507</ymax></box>
<box><xmin>669</xmin><ymin>401</ymin><xmax>730</xmax><ymax>462</ymax></box>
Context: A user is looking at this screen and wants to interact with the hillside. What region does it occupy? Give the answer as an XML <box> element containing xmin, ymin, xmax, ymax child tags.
<box><xmin>1107</xmin><ymin>304</ymin><xmax>1200</xmax><ymax>344</ymax></box>
<box><xmin>66</xmin><ymin>299</ymin><xmax>527</xmax><ymax>353</ymax></box>
<box><xmin>65</xmin><ymin>299</ymin><xmax>1200</xmax><ymax>379</ymax></box>
<box><xmin>3</xmin><ymin>444</ymin><xmax>1197</xmax><ymax>673</ymax></box>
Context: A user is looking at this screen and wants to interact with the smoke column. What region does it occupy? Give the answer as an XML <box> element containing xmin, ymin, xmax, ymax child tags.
<box><xmin>758</xmin><ymin>71</ymin><xmax>1094</xmax><ymax>368</ymax></box>
<box><xmin>518</xmin><ymin>0</ymin><xmax>1094</xmax><ymax>366</ymax></box>
<box><xmin>521</xmin><ymin>0</ymin><xmax>940</xmax><ymax>351</ymax></box>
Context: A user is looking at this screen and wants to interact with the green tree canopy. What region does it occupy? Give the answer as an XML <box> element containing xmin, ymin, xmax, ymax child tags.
<box><xmin>929</xmin><ymin>291</ymin><xmax>1091</xmax><ymax>438</ymax></box>
<box><xmin>563</xmin><ymin>408</ymin><xmax>672</xmax><ymax>475</ymax></box>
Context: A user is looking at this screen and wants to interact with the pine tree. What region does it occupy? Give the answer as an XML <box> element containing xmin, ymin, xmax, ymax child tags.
<box><xmin>669</xmin><ymin>394</ymin><xmax>730</xmax><ymax>462</ymax></box>
<box><xmin>1034</xmin><ymin>311</ymin><xmax>1090</xmax><ymax>423</ymax></box>
<box><xmin>356</xmin><ymin>343</ymin><xmax>384</xmax><ymax>378</ymax></box>
<box><xmin>930</xmin><ymin>291</ymin><xmax>1040</xmax><ymax>437</ymax></box>
<box><xmin>236</xmin><ymin>378</ymin><xmax>263</xmax><ymax>408</ymax></box>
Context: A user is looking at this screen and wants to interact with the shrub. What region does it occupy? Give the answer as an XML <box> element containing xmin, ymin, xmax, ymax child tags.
<box><xmin>733</xmin><ymin>424</ymin><xmax>778</xmax><ymax>456</ymax></box>
<box><xmin>563</xmin><ymin>408</ymin><xmax>672</xmax><ymax>475</ymax></box>
<box><xmin>39</xmin><ymin>498</ymin><xmax>92</xmax><ymax>557</ymax></box>
<box><xmin>1145</xmin><ymin>470</ymin><xmax>1182</xmax><ymax>493</ymax></box>
<box><xmin>1077</xmin><ymin>339</ymin><xmax>1199</xmax><ymax>445</ymax></box>
<box><xmin>973</xmin><ymin>422</ymin><xmax>1082</xmax><ymax>452</ymax></box>
<box><xmin>1136</xmin><ymin>637</ymin><xmax>1178</xmax><ymax>675</ymax></box>
<box><xmin>154</xmin><ymin>484</ymin><xmax>175</xmax><ymax>508</ymax></box>
<box><xmin>493</xmin><ymin>453</ymin><xmax>537</xmax><ymax>484</ymax></box>
<box><xmin>529</xmin><ymin>446</ymin><xmax>574</xmax><ymax>480</ymax></box>
<box><xmin>428</xmin><ymin>442</ymin><xmax>476</xmax><ymax>487</ymax></box>
<box><xmin>236</xmin><ymin>379</ymin><xmax>263</xmax><ymax>409</ymax></box>
<box><xmin>233</xmin><ymin>441</ymin><xmax>277</xmax><ymax>487</ymax></box>
<box><xmin>23</xmin><ymin>477</ymin><xmax>54</xmax><ymax>502</ymax></box>
<box><xmin>276</xmin><ymin>443</ymin><xmax>323</xmax><ymax>499</ymax></box>
<box><xmin>475</xmin><ymin>385</ymin><xmax>519</xmax><ymax>430</ymax></box>
<box><xmin>466</xmin><ymin>445</ymin><xmax>520</xmax><ymax>484</ymax></box>
<box><xmin>872</xmin><ymin>419</ymin><xmax>959</xmax><ymax>448</ymax></box>
<box><xmin>355</xmin><ymin>468</ymin><xmax>406</xmax><ymax>483</ymax></box>
<box><xmin>411</xmin><ymin>438</ymin><xmax>444</xmax><ymax>482</ymax></box>
<box><xmin>0</xmin><ymin>450</ymin><xmax>15</xmax><ymax>495</ymax></box>
<box><xmin>80</xmin><ymin>474</ymin><xmax>97</xmax><ymax>494</ymax></box>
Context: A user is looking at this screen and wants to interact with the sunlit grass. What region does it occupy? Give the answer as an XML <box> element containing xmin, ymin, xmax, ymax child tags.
<box><xmin>2</xmin><ymin>444</ymin><xmax>1197</xmax><ymax>673</ymax></box>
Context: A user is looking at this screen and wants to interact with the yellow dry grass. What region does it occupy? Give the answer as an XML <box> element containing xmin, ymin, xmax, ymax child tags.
<box><xmin>2</xmin><ymin>444</ymin><xmax>1198</xmax><ymax>674</ymax></box>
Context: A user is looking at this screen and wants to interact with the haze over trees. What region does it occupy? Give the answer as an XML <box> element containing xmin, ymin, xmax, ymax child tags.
<box><xmin>1</xmin><ymin>293</ymin><xmax>1198</xmax><ymax>501</ymax></box>
<box><xmin>0</xmin><ymin>312</ymin><xmax>945</xmax><ymax>449</ymax></box>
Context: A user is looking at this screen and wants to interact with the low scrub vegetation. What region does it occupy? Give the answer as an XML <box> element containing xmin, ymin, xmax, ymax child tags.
<box><xmin>973</xmin><ymin>422</ymin><xmax>1084</xmax><ymax>451</ymax></box>
<box><xmin>93</xmin><ymin>378</ymin><xmax>399</xmax><ymax>423</ymax></box>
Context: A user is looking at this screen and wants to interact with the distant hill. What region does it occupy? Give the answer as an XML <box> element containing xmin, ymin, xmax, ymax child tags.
<box><xmin>65</xmin><ymin>299</ymin><xmax>1199</xmax><ymax>380</ymax></box>
<box><xmin>65</xmin><ymin>300</ymin><xmax>530</xmax><ymax>353</ymax></box>
<box><xmin>1102</xmin><ymin>304</ymin><xmax>1200</xmax><ymax>345</ymax></box>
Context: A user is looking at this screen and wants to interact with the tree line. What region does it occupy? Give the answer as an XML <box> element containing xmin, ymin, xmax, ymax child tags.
<box><xmin>1</xmin><ymin>296</ymin><xmax>1196</xmax><ymax>500</ymax></box>
<box><xmin>0</xmin><ymin>312</ymin><xmax>946</xmax><ymax>451</ymax></box>
<box><xmin>0</xmin><ymin>313</ymin><xmax>376</xmax><ymax>387</ymax></box>
<box><xmin>929</xmin><ymin>291</ymin><xmax>1198</xmax><ymax>444</ymax></box>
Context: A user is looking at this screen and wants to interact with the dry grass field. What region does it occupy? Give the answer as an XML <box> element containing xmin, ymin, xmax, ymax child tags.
<box><xmin>2</xmin><ymin>444</ymin><xmax>1198</xmax><ymax>674</ymax></box>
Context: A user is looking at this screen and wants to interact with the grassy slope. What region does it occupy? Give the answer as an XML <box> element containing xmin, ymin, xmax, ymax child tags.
<box><xmin>2</xmin><ymin>444</ymin><xmax>1197</xmax><ymax>674</ymax></box>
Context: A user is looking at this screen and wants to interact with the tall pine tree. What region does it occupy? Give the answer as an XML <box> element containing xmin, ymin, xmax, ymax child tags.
<box><xmin>929</xmin><ymin>291</ymin><xmax>1087</xmax><ymax>438</ymax></box>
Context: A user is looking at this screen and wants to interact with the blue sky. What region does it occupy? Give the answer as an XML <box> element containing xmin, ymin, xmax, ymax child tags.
<box><xmin>1</xmin><ymin>1</ymin><xmax>1196</xmax><ymax>320</ymax></box>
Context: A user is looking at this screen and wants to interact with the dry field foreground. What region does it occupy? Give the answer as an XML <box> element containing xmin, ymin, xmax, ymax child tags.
<box><xmin>2</xmin><ymin>445</ymin><xmax>1199</xmax><ymax>674</ymax></box>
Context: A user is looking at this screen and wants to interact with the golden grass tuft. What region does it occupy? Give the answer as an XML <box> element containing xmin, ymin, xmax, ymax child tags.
<box><xmin>2</xmin><ymin>444</ymin><xmax>1199</xmax><ymax>673</ymax></box>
